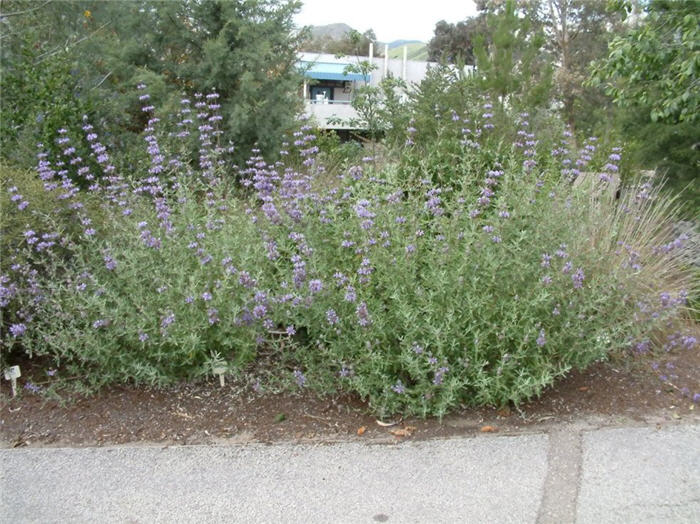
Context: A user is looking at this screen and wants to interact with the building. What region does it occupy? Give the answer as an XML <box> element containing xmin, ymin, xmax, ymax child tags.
<box><xmin>299</xmin><ymin>46</ymin><xmax>469</xmax><ymax>130</ymax></box>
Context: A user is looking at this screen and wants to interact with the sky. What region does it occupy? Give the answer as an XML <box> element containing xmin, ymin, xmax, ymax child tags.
<box><xmin>293</xmin><ymin>0</ymin><xmax>478</xmax><ymax>43</ymax></box>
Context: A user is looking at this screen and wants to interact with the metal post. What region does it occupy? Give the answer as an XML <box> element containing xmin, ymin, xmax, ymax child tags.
<box><xmin>402</xmin><ymin>45</ymin><xmax>407</xmax><ymax>80</ymax></box>
<box><xmin>384</xmin><ymin>44</ymin><xmax>389</xmax><ymax>76</ymax></box>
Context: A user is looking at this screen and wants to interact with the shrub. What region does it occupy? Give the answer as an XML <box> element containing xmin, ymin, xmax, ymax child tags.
<box><xmin>1</xmin><ymin>87</ymin><xmax>696</xmax><ymax>417</ymax></box>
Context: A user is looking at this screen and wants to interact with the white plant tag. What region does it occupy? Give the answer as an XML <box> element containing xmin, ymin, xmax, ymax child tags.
<box><xmin>212</xmin><ymin>366</ymin><xmax>227</xmax><ymax>387</ymax></box>
<box><xmin>4</xmin><ymin>365</ymin><xmax>21</xmax><ymax>397</ymax></box>
<box><xmin>4</xmin><ymin>365</ymin><xmax>21</xmax><ymax>380</ymax></box>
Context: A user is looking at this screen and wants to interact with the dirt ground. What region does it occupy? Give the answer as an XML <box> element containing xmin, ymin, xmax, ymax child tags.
<box><xmin>1</xmin><ymin>346</ymin><xmax>698</xmax><ymax>448</ymax></box>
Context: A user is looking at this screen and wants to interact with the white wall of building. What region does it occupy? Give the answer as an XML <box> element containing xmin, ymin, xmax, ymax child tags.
<box><xmin>333</xmin><ymin>87</ymin><xmax>352</xmax><ymax>102</ymax></box>
<box><xmin>300</xmin><ymin>49</ymin><xmax>474</xmax><ymax>128</ymax></box>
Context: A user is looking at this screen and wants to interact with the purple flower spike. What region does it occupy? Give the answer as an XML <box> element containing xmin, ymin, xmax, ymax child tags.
<box><xmin>356</xmin><ymin>302</ymin><xmax>371</xmax><ymax>327</ymax></box>
<box><xmin>309</xmin><ymin>279</ymin><xmax>323</xmax><ymax>293</ymax></box>
<box><xmin>10</xmin><ymin>323</ymin><xmax>26</xmax><ymax>337</ymax></box>
<box><xmin>252</xmin><ymin>304</ymin><xmax>267</xmax><ymax>319</ymax></box>
<box><xmin>433</xmin><ymin>366</ymin><xmax>449</xmax><ymax>385</ymax></box>
<box><xmin>344</xmin><ymin>286</ymin><xmax>357</xmax><ymax>302</ymax></box>
<box><xmin>326</xmin><ymin>309</ymin><xmax>339</xmax><ymax>325</ymax></box>
<box><xmin>161</xmin><ymin>312</ymin><xmax>175</xmax><ymax>330</ymax></box>
<box><xmin>24</xmin><ymin>382</ymin><xmax>41</xmax><ymax>394</ymax></box>
<box><xmin>536</xmin><ymin>329</ymin><xmax>546</xmax><ymax>347</ymax></box>
<box><xmin>392</xmin><ymin>381</ymin><xmax>406</xmax><ymax>394</ymax></box>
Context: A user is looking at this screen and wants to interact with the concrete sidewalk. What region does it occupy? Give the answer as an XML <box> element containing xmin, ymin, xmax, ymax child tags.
<box><xmin>1</xmin><ymin>423</ymin><xmax>698</xmax><ymax>523</ymax></box>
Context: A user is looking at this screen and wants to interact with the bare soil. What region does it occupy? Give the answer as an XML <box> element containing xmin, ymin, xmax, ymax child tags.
<box><xmin>2</xmin><ymin>347</ymin><xmax>699</xmax><ymax>448</ymax></box>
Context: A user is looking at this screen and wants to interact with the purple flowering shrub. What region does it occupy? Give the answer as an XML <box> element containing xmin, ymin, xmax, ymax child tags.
<box><xmin>396</xmin><ymin>99</ymin><xmax>625</xmax><ymax>200</ymax></box>
<box><xmin>1</xmin><ymin>86</ymin><xmax>696</xmax><ymax>415</ymax></box>
<box><xmin>0</xmin><ymin>165</ymin><xmax>90</xmax><ymax>266</ymax></box>
<box><xmin>252</xmin><ymin>159</ymin><xmax>695</xmax><ymax>416</ymax></box>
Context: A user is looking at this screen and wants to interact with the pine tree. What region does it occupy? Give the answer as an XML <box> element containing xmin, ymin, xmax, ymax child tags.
<box><xmin>473</xmin><ymin>0</ymin><xmax>552</xmax><ymax>110</ymax></box>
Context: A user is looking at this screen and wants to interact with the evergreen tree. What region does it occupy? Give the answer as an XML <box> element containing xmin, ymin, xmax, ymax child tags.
<box><xmin>0</xmin><ymin>0</ymin><xmax>306</xmax><ymax>167</ymax></box>
<box><xmin>473</xmin><ymin>0</ymin><xmax>553</xmax><ymax>110</ymax></box>
<box><xmin>428</xmin><ymin>18</ymin><xmax>484</xmax><ymax>65</ymax></box>
<box><xmin>301</xmin><ymin>28</ymin><xmax>381</xmax><ymax>57</ymax></box>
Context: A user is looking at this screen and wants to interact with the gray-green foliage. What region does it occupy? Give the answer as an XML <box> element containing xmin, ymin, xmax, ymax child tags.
<box><xmin>4</xmin><ymin>100</ymin><xmax>695</xmax><ymax>416</ymax></box>
<box><xmin>13</xmin><ymin>184</ymin><xmax>265</xmax><ymax>386</ymax></box>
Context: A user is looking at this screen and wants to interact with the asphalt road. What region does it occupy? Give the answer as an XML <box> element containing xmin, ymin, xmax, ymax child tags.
<box><xmin>1</xmin><ymin>424</ymin><xmax>698</xmax><ymax>523</ymax></box>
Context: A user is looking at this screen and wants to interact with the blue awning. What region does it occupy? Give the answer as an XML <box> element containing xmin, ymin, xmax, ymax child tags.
<box><xmin>299</xmin><ymin>61</ymin><xmax>369</xmax><ymax>82</ymax></box>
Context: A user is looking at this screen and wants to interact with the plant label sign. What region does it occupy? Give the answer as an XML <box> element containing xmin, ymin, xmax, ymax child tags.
<box><xmin>212</xmin><ymin>366</ymin><xmax>227</xmax><ymax>387</ymax></box>
<box><xmin>4</xmin><ymin>365</ymin><xmax>20</xmax><ymax>380</ymax></box>
<box><xmin>4</xmin><ymin>365</ymin><xmax>21</xmax><ymax>397</ymax></box>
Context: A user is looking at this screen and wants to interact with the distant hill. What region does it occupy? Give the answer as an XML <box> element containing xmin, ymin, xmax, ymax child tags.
<box><xmin>386</xmin><ymin>39</ymin><xmax>423</xmax><ymax>49</ymax></box>
<box><xmin>309</xmin><ymin>23</ymin><xmax>353</xmax><ymax>40</ymax></box>
<box><xmin>387</xmin><ymin>42</ymin><xmax>429</xmax><ymax>61</ymax></box>
<box><xmin>305</xmin><ymin>24</ymin><xmax>428</xmax><ymax>60</ymax></box>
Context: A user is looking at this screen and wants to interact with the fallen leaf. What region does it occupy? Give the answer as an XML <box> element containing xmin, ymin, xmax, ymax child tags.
<box><xmin>376</xmin><ymin>419</ymin><xmax>400</xmax><ymax>427</ymax></box>
<box><xmin>390</xmin><ymin>425</ymin><xmax>416</xmax><ymax>437</ymax></box>
<box><xmin>578</xmin><ymin>386</ymin><xmax>589</xmax><ymax>392</ymax></box>
<box><xmin>357</xmin><ymin>426</ymin><xmax>367</xmax><ymax>436</ymax></box>
<box><xmin>480</xmin><ymin>425</ymin><xmax>497</xmax><ymax>433</ymax></box>
<box><xmin>496</xmin><ymin>407</ymin><xmax>511</xmax><ymax>417</ymax></box>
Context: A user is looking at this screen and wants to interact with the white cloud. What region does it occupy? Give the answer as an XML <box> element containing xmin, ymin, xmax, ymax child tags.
<box><xmin>294</xmin><ymin>0</ymin><xmax>478</xmax><ymax>43</ymax></box>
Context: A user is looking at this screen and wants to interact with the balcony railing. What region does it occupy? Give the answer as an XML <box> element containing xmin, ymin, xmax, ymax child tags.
<box><xmin>303</xmin><ymin>99</ymin><xmax>360</xmax><ymax>130</ymax></box>
<box><xmin>307</xmin><ymin>98</ymin><xmax>352</xmax><ymax>105</ymax></box>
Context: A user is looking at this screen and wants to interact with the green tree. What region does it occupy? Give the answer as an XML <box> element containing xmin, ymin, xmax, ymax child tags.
<box><xmin>528</xmin><ymin>0</ymin><xmax>627</xmax><ymax>134</ymax></box>
<box><xmin>0</xmin><ymin>0</ymin><xmax>306</xmax><ymax>167</ymax></box>
<box><xmin>336</xmin><ymin>60</ymin><xmax>407</xmax><ymax>151</ymax></box>
<box><xmin>301</xmin><ymin>28</ymin><xmax>381</xmax><ymax>57</ymax></box>
<box><xmin>428</xmin><ymin>18</ymin><xmax>485</xmax><ymax>64</ymax></box>
<box><xmin>588</xmin><ymin>0</ymin><xmax>698</xmax><ymax>207</ymax></box>
<box><xmin>589</xmin><ymin>0</ymin><xmax>699</xmax><ymax>124</ymax></box>
<box><xmin>473</xmin><ymin>0</ymin><xmax>553</xmax><ymax>110</ymax></box>
<box><xmin>0</xmin><ymin>1</ymin><xmax>116</xmax><ymax>166</ymax></box>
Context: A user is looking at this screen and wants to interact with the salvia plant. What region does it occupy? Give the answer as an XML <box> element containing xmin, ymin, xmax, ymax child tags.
<box><xmin>1</xmin><ymin>87</ymin><xmax>697</xmax><ymax>417</ymax></box>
